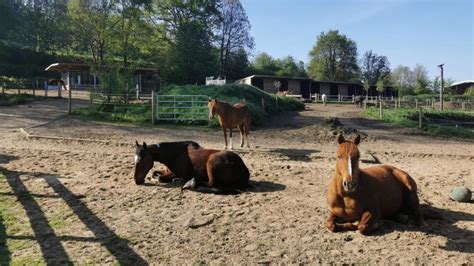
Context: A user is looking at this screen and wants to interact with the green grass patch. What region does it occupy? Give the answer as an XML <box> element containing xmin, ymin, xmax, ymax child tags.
<box><xmin>364</xmin><ymin>107</ymin><xmax>474</xmax><ymax>139</ymax></box>
<box><xmin>0</xmin><ymin>93</ymin><xmax>44</xmax><ymax>106</ymax></box>
<box><xmin>0</xmin><ymin>172</ymin><xmax>46</xmax><ymax>265</ymax></box>
<box><xmin>73</xmin><ymin>103</ymin><xmax>152</xmax><ymax>124</ymax></box>
<box><xmin>74</xmin><ymin>84</ymin><xmax>305</xmax><ymax>126</ymax></box>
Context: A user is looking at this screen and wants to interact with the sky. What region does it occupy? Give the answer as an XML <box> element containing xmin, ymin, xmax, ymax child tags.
<box><xmin>240</xmin><ymin>0</ymin><xmax>474</xmax><ymax>82</ymax></box>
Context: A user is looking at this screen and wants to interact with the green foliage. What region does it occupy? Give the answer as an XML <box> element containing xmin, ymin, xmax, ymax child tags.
<box><xmin>73</xmin><ymin>102</ymin><xmax>152</xmax><ymax>124</ymax></box>
<box><xmin>376</xmin><ymin>78</ymin><xmax>385</xmax><ymax>94</ymax></box>
<box><xmin>361</xmin><ymin>50</ymin><xmax>391</xmax><ymax>85</ymax></box>
<box><xmin>364</xmin><ymin>107</ymin><xmax>474</xmax><ymax>139</ymax></box>
<box><xmin>307</xmin><ymin>30</ymin><xmax>360</xmax><ymax>82</ymax></box>
<box><xmin>250</xmin><ymin>53</ymin><xmax>307</xmax><ymax>77</ymax></box>
<box><xmin>362</xmin><ymin>80</ymin><xmax>370</xmax><ymax>95</ymax></box>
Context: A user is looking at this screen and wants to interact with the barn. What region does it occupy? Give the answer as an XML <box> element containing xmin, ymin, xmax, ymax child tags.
<box><xmin>235</xmin><ymin>74</ymin><xmax>397</xmax><ymax>99</ymax></box>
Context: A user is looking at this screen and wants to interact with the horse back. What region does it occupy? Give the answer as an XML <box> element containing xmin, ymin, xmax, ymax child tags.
<box><xmin>219</xmin><ymin>103</ymin><xmax>250</xmax><ymax>127</ymax></box>
<box><xmin>361</xmin><ymin>165</ymin><xmax>414</xmax><ymax>217</ymax></box>
<box><xmin>207</xmin><ymin>150</ymin><xmax>250</xmax><ymax>188</ymax></box>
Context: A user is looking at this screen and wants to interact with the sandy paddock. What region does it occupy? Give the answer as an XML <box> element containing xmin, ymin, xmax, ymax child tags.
<box><xmin>0</xmin><ymin>100</ymin><xmax>473</xmax><ymax>264</ymax></box>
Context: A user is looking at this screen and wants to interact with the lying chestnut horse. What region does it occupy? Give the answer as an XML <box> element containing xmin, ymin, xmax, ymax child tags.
<box><xmin>208</xmin><ymin>99</ymin><xmax>251</xmax><ymax>149</ymax></box>
<box><xmin>326</xmin><ymin>134</ymin><xmax>423</xmax><ymax>235</ymax></box>
<box><xmin>133</xmin><ymin>140</ymin><xmax>250</xmax><ymax>194</ymax></box>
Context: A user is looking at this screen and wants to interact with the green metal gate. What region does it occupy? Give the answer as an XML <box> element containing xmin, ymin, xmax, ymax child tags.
<box><xmin>156</xmin><ymin>95</ymin><xmax>209</xmax><ymax>122</ymax></box>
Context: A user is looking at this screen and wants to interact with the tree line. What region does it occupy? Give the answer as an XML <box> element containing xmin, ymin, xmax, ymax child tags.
<box><xmin>0</xmin><ymin>1</ymin><xmax>452</xmax><ymax>94</ymax></box>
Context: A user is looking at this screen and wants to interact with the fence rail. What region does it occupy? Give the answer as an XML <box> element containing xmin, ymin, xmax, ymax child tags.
<box><xmin>155</xmin><ymin>94</ymin><xmax>209</xmax><ymax>122</ymax></box>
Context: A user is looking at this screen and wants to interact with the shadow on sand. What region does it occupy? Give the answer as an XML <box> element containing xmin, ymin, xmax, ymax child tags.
<box><xmin>0</xmin><ymin>160</ymin><xmax>147</xmax><ymax>265</ymax></box>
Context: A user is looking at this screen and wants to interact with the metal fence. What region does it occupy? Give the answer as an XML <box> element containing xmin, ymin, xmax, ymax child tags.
<box><xmin>155</xmin><ymin>94</ymin><xmax>209</xmax><ymax>122</ymax></box>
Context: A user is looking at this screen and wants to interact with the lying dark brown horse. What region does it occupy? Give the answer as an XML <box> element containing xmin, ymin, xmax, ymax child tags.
<box><xmin>208</xmin><ymin>99</ymin><xmax>251</xmax><ymax>149</ymax></box>
<box><xmin>134</xmin><ymin>140</ymin><xmax>250</xmax><ymax>194</ymax></box>
<box><xmin>326</xmin><ymin>134</ymin><xmax>423</xmax><ymax>235</ymax></box>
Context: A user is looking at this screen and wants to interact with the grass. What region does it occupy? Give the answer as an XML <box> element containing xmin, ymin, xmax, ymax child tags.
<box><xmin>74</xmin><ymin>84</ymin><xmax>305</xmax><ymax>126</ymax></box>
<box><xmin>0</xmin><ymin>93</ymin><xmax>44</xmax><ymax>106</ymax></box>
<box><xmin>0</xmin><ymin>172</ymin><xmax>46</xmax><ymax>265</ymax></box>
<box><xmin>364</xmin><ymin>107</ymin><xmax>474</xmax><ymax>139</ymax></box>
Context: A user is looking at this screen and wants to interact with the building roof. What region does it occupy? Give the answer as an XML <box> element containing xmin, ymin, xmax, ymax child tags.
<box><xmin>448</xmin><ymin>80</ymin><xmax>474</xmax><ymax>87</ymax></box>
<box><xmin>235</xmin><ymin>74</ymin><xmax>362</xmax><ymax>85</ymax></box>
<box><xmin>45</xmin><ymin>62</ymin><xmax>158</xmax><ymax>74</ymax></box>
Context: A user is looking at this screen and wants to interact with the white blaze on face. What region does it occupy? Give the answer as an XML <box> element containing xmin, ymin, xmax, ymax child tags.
<box><xmin>134</xmin><ymin>155</ymin><xmax>139</xmax><ymax>164</ymax></box>
<box><xmin>348</xmin><ymin>156</ymin><xmax>352</xmax><ymax>177</ymax></box>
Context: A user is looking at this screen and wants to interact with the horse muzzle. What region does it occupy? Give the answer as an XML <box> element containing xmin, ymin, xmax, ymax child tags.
<box><xmin>343</xmin><ymin>180</ymin><xmax>358</xmax><ymax>192</ymax></box>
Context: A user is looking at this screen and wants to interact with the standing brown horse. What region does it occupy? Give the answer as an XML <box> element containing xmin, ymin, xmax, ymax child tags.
<box><xmin>326</xmin><ymin>134</ymin><xmax>422</xmax><ymax>235</ymax></box>
<box><xmin>134</xmin><ymin>141</ymin><xmax>250</xmax><ymax>194</ymax></box>
<box><xmin>208</xmin><ymin>99</ymin><xmax>251</xmax><ymax>149</ymax></box>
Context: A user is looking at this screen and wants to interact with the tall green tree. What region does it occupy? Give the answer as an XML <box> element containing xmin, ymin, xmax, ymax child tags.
<box><xmin>215</xmin><ymin>0</ymin><xmax>253</xmax><ymax>79</ymax></box>
<box><xmin>251</xmin><ymin>52</ymin><xmax>277</xmax><ymax>75</ymax></box>
<box><xmin>274</xmin><ymin>56</ymin><xmax>307</xmax><ymax>77</ymax></box>
<box><xmin>307</xmin><ymin>30</ymin><xmax>359</xmax><ymax>82</ymax></box>
<box><xmin>68</xmin><ymin>0</ymin><xmax>116</xmax><ymax>66</ymax></box>
<box><xmin>361</xmin><ymin>50</ymin><xmax>390</xmax><ymax>85</ymax></box>
<box><xmin>391</xmin><ymin>65</ymin><xmax>415</xmax><ymax>96</ymax></box>
<box><xmin>167</xmin><ymin>21</ymin><xmax>218</xmax><ymax>84</ymax></box>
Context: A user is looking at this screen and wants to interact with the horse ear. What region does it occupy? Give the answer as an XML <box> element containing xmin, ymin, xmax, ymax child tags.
<box><xmin>336</xmin><ymin>133</ymin><xmax>345</xmax><ymax>144</ymax></box>
<box><xmin>143</xmin><ymin>142</ymin><xmax>147</xmax><ymax>149</ymax></box>
<box><xmin>354</xmin><ymin>134</ymin><xmax>361</xmax><ymax>145</ymax></box>
<box><xmin>135</xmin><ymin>140</ymin><xmax>139</xmax><ymax>147</ymax></box>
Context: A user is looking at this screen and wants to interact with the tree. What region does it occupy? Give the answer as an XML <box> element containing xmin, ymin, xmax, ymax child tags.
<box><xmin>391</xmin><ymin>65</ymin><xmax>415</xmax><ymax>96</ymax></box>
<box><xmin>216</xmin><ymin>0</ymin><xmax>254</xmax><ymax>77</ymax></box>
<box><xmin>307</xmin><ymin>30</ymin><xmax>359</xmax><ymax>82</ymax></box>
<box><xmin>68</xmin><ymin>0</ymin><xmax>116</xmax><ymax>66</ymax></box>
<box><xmin>362</xmin><ymin>80</ymin><xmax>370</xmax><ymax>98</ymax></box>
<box><xmin>274</xmin><ymin>56</ymin><xmax>307</xmax><ymax>77</ymax></box>
<box><xmin>251</xmin><ymin>52</ymin><xmax>277</xmax><ymax>75</ymax></box>
<box><xmin>167</xmin><ymin>21</ymin><xmax>218</xmax><ymax>84</ymax></box>
<box><xmin>376</xmin><ymin>78</ymin><xmax>385</xmax><ymax>96</ymax></box>
<box><xmin>413</xmin><ymin>64</ymin><xmax>430</xmax><ymax>94</ymax></box>
<box><xmin>361</xmin><ymin>50</ymin><xmax>390</xmax><ymax>85</ymax></box>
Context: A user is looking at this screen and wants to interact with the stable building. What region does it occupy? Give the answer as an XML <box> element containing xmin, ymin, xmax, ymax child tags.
<box><xmin>235</xmin><ymin>74</ymin><xmax>397</xmax><ymax>99</ymax></box>
<box><xmin>45</xmin><ymin>62</ymin><xmax>159</xmax><ymax>92</ymax></box>
<box><xmin>446</xmin><ymin>80</ymin><xmax>474</xmax><ymax>95</ymax></box>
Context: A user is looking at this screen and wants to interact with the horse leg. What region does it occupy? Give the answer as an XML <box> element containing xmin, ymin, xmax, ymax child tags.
<box><xmin>222</xmin><ymin>127</ymin><xmax>228</xmax><ymax>149</ymax></box>
<box><xmin>357</xmin><ymin>211</ymin><xmax>380</xmax><ymax>235</ymax></box>
<box><xmin>244</xmin><ymin>118</ymin><xmax>250</xmax><ymax>148</ymax></box>
<box><xmin>153</xmin><ymin>169</ymin><xmax>176</xmax><ymax>183</ymax></box>
<box><xmin>229</xmin><ymin>127</ymin><xmax>233</xmax><ymax>149</ymax></box>
<box><xmin>326</xmin><ymin>213</ymin><xmax>358</xmax><ymax>232</ymax></box>
<box><xmin>238</xmin><ymin>124</ymin><xmax>244</xmax><ymax>147</ymax></box>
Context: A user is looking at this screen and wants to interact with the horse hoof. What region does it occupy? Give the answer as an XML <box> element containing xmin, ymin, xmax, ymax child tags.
<box><xmin>182</xmin><ymin>178</ymin><xmax>196</xmax><ymax>190</ymax></box>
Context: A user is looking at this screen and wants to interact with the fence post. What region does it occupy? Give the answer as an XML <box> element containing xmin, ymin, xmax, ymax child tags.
<box><xmin>68</xmin><ymin>84</ymin><xmax>72</xmax><ymax>115</ymax></box>
<box><xmin>1</xmin><ymin>82</ymin><xmax>4</xmax><ymax>96</ymax></box>
<box><xmin>276</xmin><ymin>94</ymin><xmax>278</xmax><ymax>112</ymax></box>
<box><xmin>44</xmin><ymin>81</ymin><xmax>48</xmax><ymax>97</ymax></box>
<box><xmin>418</xmin><ymin>107</ymin><xmax>423</xmax><ymax>129</ymax></box>
<box><xmin>415</xmin><ymin>99</ymin><xmax>418</xmax><ymax>109</ymax></box>
<box><xmin>379</xmin><ymin>101</ymin><xmax>383</xmax><ymax>120</ymax></box>
<box><xmin>352</xmin><ymin>94</ymin><xmax>355</xmax><ymax>103</ymax></box>
<box><xmin>261</xmin><ymin>98</ymin><xmax>265</xmax><ymax>112</ymax></box>
<box><xmin>151</xmin><ymin>90</ymin><xmax>156</xmax><ymax>125</ymax></box>
<box><xmin>17</xmin><ymin>85</ymin><xmax>20</xmax><ymax>94</ymax></box>
<box><xmin>431</xmin><ymin>98</ymin><xmax>435</xmax><ymax>108</ymax></box>
<box><xmin>461</xmin><ymin>101</ymin><xmax>465</xmax><ymax>111</ymax></box>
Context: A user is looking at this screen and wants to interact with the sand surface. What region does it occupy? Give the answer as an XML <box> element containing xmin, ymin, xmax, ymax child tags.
<box><xmin>0</xmin><ymin>99</ymin><xmax>472</xmax><ymax>264</ymax></box>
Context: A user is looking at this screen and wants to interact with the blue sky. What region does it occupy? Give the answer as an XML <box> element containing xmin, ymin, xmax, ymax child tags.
<box><xmin>241</xmin><ymin>0</ymin><xmax>473</xmax><ymax>81</ymax></box>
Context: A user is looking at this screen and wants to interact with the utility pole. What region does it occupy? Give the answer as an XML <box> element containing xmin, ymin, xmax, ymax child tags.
<box><xmin>438</xmin><ymin>64</ymin><xmax>444</xmax><ymax>111</ymax></box>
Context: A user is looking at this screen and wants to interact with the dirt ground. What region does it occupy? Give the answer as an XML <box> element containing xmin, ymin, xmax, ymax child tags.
<box><xmin>0</xmin><ymin>98</ymin><xmax>473</xmax><ymax>264</ymax></box>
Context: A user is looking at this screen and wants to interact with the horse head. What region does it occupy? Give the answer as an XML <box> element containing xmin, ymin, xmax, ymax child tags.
<box><xmin>208</xmin><ymin>99</ymin><xmax>219</xmax><ymax>121</ymax></box>
<box><xmin>134</xmin><ymin>141</ymin><xmax>155</xmax><ymax>185</ymax></box>
<box><xmin>335</xmin><ymin>134</ymin><xmax>361</xmax><ymax>193</ymax></box>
